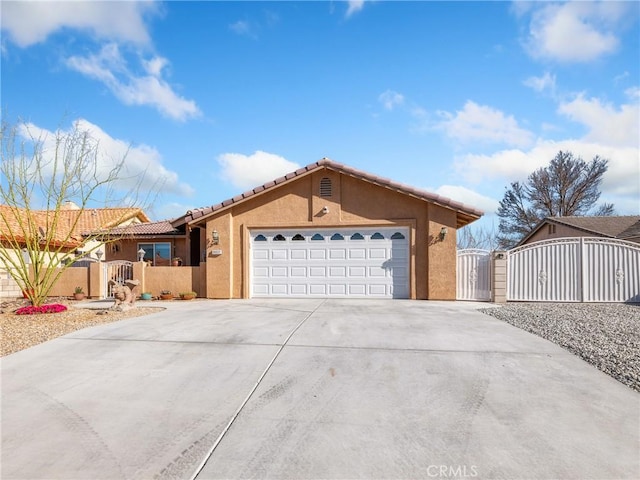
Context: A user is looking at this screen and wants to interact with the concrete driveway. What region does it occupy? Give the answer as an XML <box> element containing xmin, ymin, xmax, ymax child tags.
<box><xmin>1</xmin><ymin>299</ymin><xmax>638</xmax><ymax>479</ymax></box>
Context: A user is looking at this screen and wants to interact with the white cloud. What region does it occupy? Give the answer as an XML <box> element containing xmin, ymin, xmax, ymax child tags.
<box><xmin>346</xmin><ymin>1</ymin><xmax>366</xmax><ymax>18</ymax></box>
<box><xmin>523</xmin><ymin>72</ymin><xmax>556</xmax><ymax>94</ymax></box>
<box><xmin>1</xmin><ymin>1</ymin><xmax>160</xmax><ymax>47</ymax></box>
<box><xmin>434</xmin><ymin>185</ymin><xmax>499</xmax><ymax>215</ymax></box>
<box><xmin>217</xmin><ymin>151</ymin><xmax>300</xmax><ymax>190</ymax></box>
<box><xmin>436</xmin><ymin>101</ymin><xmax>535</xmax><ymax>148</ymax></box>
<box><xmin>66</xmin><ymin>44</ymin><xmax>201</xmax><ymax>122</ymax></box>
<box><xmin>558</xmin><ymin>93</ymin><xmax>639</xmax><ymax>147</ymax></box>
<box><xmin>378</xmin><ymin>90</ymin><xmax>405</xmax><ymax>111</ymax></box>
<box><xmin>523</xmin><ymin>2</ymin><xmax>630</xmax><ymax>62</ymax></box>
<box><xmin>454</xmin><ymin>140</ymin><xmax>639</xmax><ymax>213</ymax></box>
<box><xmin>18</xmin><ymin>119</ymin><xmax>193</xmax><ymax>198</ymax></box>
<box><xmin>229</xmin><ymin>20</ymin><xmax>255</xmax><ymax>38</ymax></box>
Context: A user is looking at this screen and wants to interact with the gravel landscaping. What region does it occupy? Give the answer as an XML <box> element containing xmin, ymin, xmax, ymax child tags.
<box><xmin>1</xmin><ymin>299</ymin><xmax>163</xmax><ymax>357</ymax></box>
<box><xmin>481</xmin><ymin>302</ymin><xmax>640</xmax><ymax>392</ymax></box>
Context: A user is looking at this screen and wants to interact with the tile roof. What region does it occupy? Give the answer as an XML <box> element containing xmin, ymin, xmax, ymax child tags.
<box><xmin>549</xmin><ymin>215</ymin><xmax>640</xmax><ymax>238</ymax></box>
<box><xmin>0</xmin><ymin>204</ymin><xmax>149</xmax><ymax>248</ymax></box>
<box><xmin>104</xmin><ymin>220</ymin><xmax>180</xmax><ymax>236</ymax></box>
<box><xmin>177</xmin><ymin>158</ymin><xmax>483</xmax><ymax>228</ymax></box>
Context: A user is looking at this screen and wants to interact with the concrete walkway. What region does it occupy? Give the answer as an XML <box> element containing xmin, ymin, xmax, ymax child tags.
<box><xmin>1</xmin><ymin>299</ymin><xmax>638</xmax><ymax>479</ymax></box>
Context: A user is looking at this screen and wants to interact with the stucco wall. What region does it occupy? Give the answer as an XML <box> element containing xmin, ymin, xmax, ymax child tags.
<box><xmin>200</xmin><ymin>169</ymin><xmax>460</xmax><ymax>300</ymax></box>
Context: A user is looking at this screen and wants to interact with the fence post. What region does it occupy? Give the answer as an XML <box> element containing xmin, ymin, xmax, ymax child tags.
<box><xmin>491</xmin><ymin>251</ymin><xmax>508</xmax><ymax>303</ymax></box>
<box><xmin>132</xmin><ymin>261</ymin><xmax>146</xmax><ymax>296</ymax></box>
<box><xmin>89</xmin><ymin>262</ymin><xmax>104</xmax><ymax>299</ymax></box>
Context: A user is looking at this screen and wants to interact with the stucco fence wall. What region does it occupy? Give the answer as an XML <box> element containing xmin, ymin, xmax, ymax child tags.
<box><xmin>0</xmin><ymin>263</ymin><xmax>206</xmax><ymax>300</ymax></box>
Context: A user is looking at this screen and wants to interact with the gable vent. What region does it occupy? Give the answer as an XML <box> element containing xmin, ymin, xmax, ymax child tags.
<box><xmin>320</xmin><ymin>177</ymin><xmax>332</xmax><ymax>197</ymax></box>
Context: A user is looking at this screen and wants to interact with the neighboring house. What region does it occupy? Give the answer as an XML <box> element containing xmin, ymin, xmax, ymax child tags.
<box><xmin>101</xmin><ymin>219</ymin><xmax>194</xmax><ymax>266</ymax></box>
<box><xmin>518</xmin><ymin>215</ymin><xmax>640</xmax><ymax>246</ymax></box>
<box><xmin>175</xmin><ymin>158</ymin><xmax>482</xmax><ymax>300</ymax></box>
<box><xmin>0</xmin><ymin>201</ymin><xmax>150</xmax><ymax>265</ymax></box>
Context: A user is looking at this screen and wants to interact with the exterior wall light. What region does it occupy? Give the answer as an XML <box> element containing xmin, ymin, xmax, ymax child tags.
<box><xmin>322</xmin><ymin>206</ymin><xmax>329</xmax><ymax>214</ymax></box>
<box><xmin>95</xmin><ymin>250</ymin><xmax>103</xmax><ymax>261</ymax></box>
<box><xmin>137</xmin><ymin>248</ymin><xmax>146</xmax><ymax>262</ymax></box>
<box><xmin>439</xmin><ymin>227</ymin><xmax>448</xmax><ymax>241</ymax></box>
<box><xmin>212</xmin><ymin>229</ymin><xmax>220</xmax><ymax>245</ymax></box>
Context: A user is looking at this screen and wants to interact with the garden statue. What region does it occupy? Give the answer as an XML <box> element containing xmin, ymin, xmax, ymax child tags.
<box><xmin>108</xmin><ymin>279</ymin><xmax>140</xmax><ymax>311</ymax></box>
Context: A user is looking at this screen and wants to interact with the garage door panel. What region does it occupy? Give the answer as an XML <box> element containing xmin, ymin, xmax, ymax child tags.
<box><xmin>309</xmin><ymin>266</ymin><xmax>326</xmax><ymax>277</ymax></box>
<box><xmin>368</xmin><ymin>284</ymin><xmax>387</xmax><ymax>296</ymax></box>
<box><xmin>271</xmin><ymin>284</ymin><xmax>287</xmax><ymax>295</ymax></box>
<box><xmin>349</xmin><ymin>266</ymin><xmax>366</xmax><ymax>277</ymax></box>
<box><xmin>271</xmin><ymin>249</ymin><xmax>288</xmax><ymax>260</ymax></box>
<box><xmin>329</xmin><ymin>266</ymin><xmax>346</xmax><ymax>277</ymax></box>
<box><xmin>369</xmin><ymin>248</ymin><xmax>387</xmax><ymax>259</ymax></box>
<box><xmin>328</xmin><ymin>284</ymin><xmax>347</xmax><ymax>295</ymax></box>
<box><xmin>309</xmin><ymin>284</ymin><xmax>327</xmax><ymax>295</ymax></box>
<box><xmin>272</xmin><ymin>267</ymin><xmax>288</xmax><ymax>277</ymax></box>
<box><xmin>253</xmin><ymin>250</ymin><xmax>269</xmax><ymax>260</ymax></box>
<box><xmin>309</xmin><ymin>249</ymin><xmax>326</xmax><ymax>260</ymax></box>
<box><xmin>251</xmin><ymin>228</ymin><xmax>409</xmax><ymax>298</ymax></box>
<box><xmin>290</xmin><ymin>284</ymin><xmax>307</xmax><ymax>295</ymax></box>
<box><xmin>290</xmin><ymin>267</ymin><xmax>307</xmax><ymax>277</ymax></box>
<box><xmin>349</xmin><ymin>249</ymin><xmax>366</xmax><ymax>259</ymax></box>
<box><xmin>253</xmin><ymin>267</ymin><xmax>269</xmax><ymax>278</ymax></box>
<box><xmin>329</xmin><ymin>249</ymin><xmax>346</xmax><ymax>259</ymax></box>
<box><xmin>290</xmin><ymin>250</ymin><xmax>307</xmax><ymax>260</ymax></box>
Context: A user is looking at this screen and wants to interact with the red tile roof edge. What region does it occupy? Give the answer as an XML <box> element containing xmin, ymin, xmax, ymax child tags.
<box><xmin>176</xmin><ymin>158</ymin><xmax>483</xmax><ymax>226</ymax></box>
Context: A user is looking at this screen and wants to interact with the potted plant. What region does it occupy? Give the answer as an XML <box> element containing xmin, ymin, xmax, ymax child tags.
<box><xmin>179</xmin><ymin>291</ymin><xmax>196</xmax><ymax>300</ymax></box>
<box><xmin>73</xmin><ymin>286</ymin><xmax>85</xmax><ymax>301</ymax></box>
<box><xmin>172</xmin><ymin>257</ymin><xmax>182</xmax><ymax>266</ymax></box>
<box><xmin>160</xmin><ymin>290</ymin><xmax>173</xmax><ymax>300</ymax></box>
<box><xmin>140</xmin><ymin>292</ymin><xmax>153</xmax><ymax>301</ymax></box>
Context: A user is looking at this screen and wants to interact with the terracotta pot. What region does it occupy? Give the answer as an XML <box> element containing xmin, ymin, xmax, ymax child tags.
<box><xmin>160</xmin><ymin>294</ymin><xmax>173</xmax><ymax>300</ymax></box>
<box><xmin>180</xmin><ymin>294</ymin><xmax>195</xmax><ymax>300</ymax></box>
<box><xmin>73</xmin><ymin>293</ymin><xmax>86</xmax><ymax>301</ymax></box>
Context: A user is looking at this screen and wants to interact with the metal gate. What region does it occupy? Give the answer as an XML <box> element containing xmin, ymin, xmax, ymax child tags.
<box><xmin>103</xmin><ymin>261</ymin><xmax>134</xmax><ymax>298</ymax></box>
<box><xmin>456</xmin><ymin>249</ymin><xmax>491</xmax><ymax>301</ymax></box>
<box><xmin>508</xmin><ymin>237</ymin><xmax>640</xmax><ymax>302</ymax></box>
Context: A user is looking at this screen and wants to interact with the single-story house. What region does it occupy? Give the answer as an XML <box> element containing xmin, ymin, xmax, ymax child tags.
<box><xmin>175</xmin><ymin>158</ymin><xmax>482</xmax><ymax>300</ymax></box>
<box><xmin>0</xmin><ymin>201</ymin><xmax>150</xmax><ymax>265</ymax></box>
<box><xmin>518</xmin><ymin>215</ymin><xmax>640</xmax><ymax>247</ymax></box>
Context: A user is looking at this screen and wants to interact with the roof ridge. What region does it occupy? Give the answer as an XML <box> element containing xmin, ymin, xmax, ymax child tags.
<box><xmin>176</xmin><ymin>159</ymin><xmax>483</xmax><ymax>226</ymax></box>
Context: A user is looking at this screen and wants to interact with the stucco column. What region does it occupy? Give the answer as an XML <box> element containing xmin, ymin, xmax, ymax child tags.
<box><xmin>132</xmin><ymin>261</ymin><xmax>146</xmax><ymax>296</ymax></box>
<box><xmin>89</xmin><ymin>262</ymin><xmax>104</xmax><ymax>299</ymax></box>
<box><xmin>491</xmin><ymin>251</ymin><xmax>507</xmax><ymax>303</ymax></box>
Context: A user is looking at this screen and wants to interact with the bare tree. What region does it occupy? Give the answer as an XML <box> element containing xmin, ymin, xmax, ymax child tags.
<box><xmin>457</xmin><ymin>224</ymin><xmax>499</xmax><ymax>251</ymax></box>
<box><xmin>497</xmin><ymin>151</ymin><xmax>615</xmax><ymax>248</ymax></box>
<box><xmin>0</xmin><ymin>119</ymin><xmax>153</xmax><ymax>306</ymax></box>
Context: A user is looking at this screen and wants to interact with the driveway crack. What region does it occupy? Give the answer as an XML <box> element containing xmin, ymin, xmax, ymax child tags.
<box><xmin>188</xmin><ymin>299</ymin><xmax>326</xmax><ymax>480</ymax></box>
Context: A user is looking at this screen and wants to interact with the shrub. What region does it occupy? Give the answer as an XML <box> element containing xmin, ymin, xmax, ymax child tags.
<box><xmin>15</xmin><ymin>304</ymin><xmax>68</xmax><ymax>315</ymax></box>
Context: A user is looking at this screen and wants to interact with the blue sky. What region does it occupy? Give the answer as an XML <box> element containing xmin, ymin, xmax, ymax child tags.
<box><xmin>2</xmin><ymin>1</ymin><xmax>639</xmax><ymax>231</ymax></box>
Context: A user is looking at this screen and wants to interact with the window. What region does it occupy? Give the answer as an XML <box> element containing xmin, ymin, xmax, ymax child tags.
<box><xmin>548</xmin><ymin>224</ymin><xmax>556</xmax><ymax>234</ymax></box>
<box><xmin>330</xmin><ymin>233</ymin><xmax>345</xmax><ymax>240</ymax></box>
<box><xmin>273</xmin><ymin>234</ymin><xmax>286</xmax><ymax>241</ymax></box>
<box><xmin>292</xmin><ymin>234</ymin><xmax>305</xmax><ymax>241</ymax></box>
<box><xmin>311</xmin><ymin>233</ymin><xmax>324</xmax><ymax>241</ymax></box>
<box><xmin>138</xmin><ymin>243</ymin><xmax>171</xmax><ymax>266</ymax></box>
<box><xmin>320</xmin><ymin>177</ymin><xmax>332</xmax><ymax>197</ymax></box>
<box><xmin>371</xmin><ymin>232</ymin><xmax>385</xmax><ymax>240</ymax></box>
<box><xmin>350</xmin><ymin>233</ymin><xmax>364</xmax><ymax>240</ymax></box>
<box><xmin>391</xmin><ymin>232</ymin><xmax>405</xmax><ymax>240</ymax></box>
<box><xmin>254</xmin><ymin>234</ymin><xmax>267</xmax><ymax>241</ymax></box>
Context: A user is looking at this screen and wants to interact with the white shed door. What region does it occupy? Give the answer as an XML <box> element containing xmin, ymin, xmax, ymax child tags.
<box><xmin>250</xmin><ymin>228</ymin><xmax>409</xmax><ymax>298</ymax></box>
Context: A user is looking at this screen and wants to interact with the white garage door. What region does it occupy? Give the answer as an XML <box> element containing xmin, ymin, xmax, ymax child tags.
<box><xmin>250</xmin><ymin>228</ymin><xmax>409</xmax><ymax>298</ymax></box>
